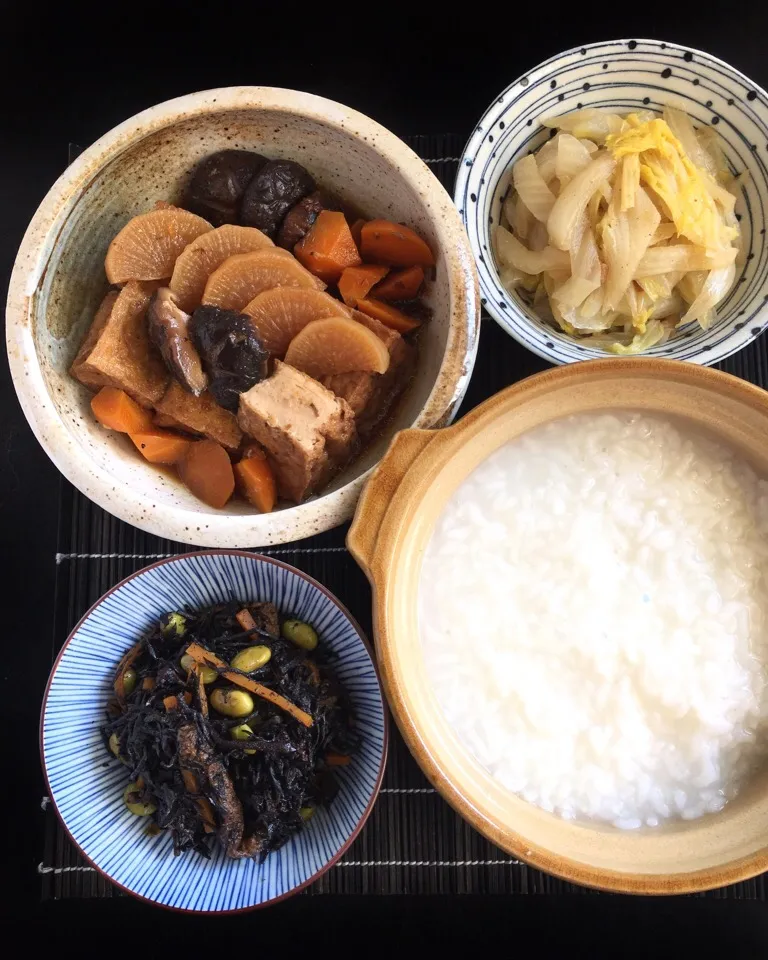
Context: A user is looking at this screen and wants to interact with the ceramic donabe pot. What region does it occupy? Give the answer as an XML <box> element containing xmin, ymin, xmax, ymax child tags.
<box><xmin>7</xmin><ymin>87</ymin><xmax>479</xmax><ymax>547</ymax></box>
<box><xmin>348</xmin><ymin>359</ymin><xmax>768</xmax><ymax>893</ymax></box>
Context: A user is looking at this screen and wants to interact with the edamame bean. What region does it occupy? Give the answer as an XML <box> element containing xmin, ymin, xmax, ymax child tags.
<box><xmin>210</xmin><ymin>687</ymin><xmax>254</xmax><ymax>718</ymax></box>
<box><xmin>162</xmin><ymin>612</ymin><xmax>187</xmax><ymax>637</ymax></box>
<box><xmin>281</xmin><ymin>619</ymin><xmax>318</xmax><ymax>651</ymax></box>
<box><xmin>124</xmin><ymin>782</ymin><xmax>156</xmax><ymax>816</ymax></box>
<box><xmin>231</xmin><ymin>645</ymin><xmax>271</xmax><ymax>672</ymax></box>
<box><xmin>230</xmin><ymin>723</ymin><xmax>257</xmax><ymax>755</ymax></box>
<box><xmin>122</xmin><ymin>668</ymin><xmax>137</xmax><ymax>696</ymax></box>
<box><xmin>180</xmin><ymin>653</ymin><xmax>217</xmax><ymax>684</ymax></box>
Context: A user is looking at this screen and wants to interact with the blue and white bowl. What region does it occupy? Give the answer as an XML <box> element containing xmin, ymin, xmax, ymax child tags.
<box><xmin>455</xmin><ymin>39</ymin><xmax>768</xmax><ymax>365</ymax></box>
<box><xmin>40</xmin><ymin>551</ymin><xmax>388</xmax><ymax>912</ymax></box>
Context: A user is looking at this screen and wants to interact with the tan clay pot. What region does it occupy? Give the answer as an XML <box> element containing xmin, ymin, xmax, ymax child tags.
<box><xmin>6</xmin><ymin>87</ymin><xmax>479</xmax><ymax>547</ymax></box>
<box><xmin>348</xmin><ymin>358</ymin><xmax>768</xmax><ymax>893</ymax></box>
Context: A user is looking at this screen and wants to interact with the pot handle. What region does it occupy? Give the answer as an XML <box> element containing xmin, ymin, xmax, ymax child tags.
<box><xmin>347</xmin><ymin>428</ymin><xmax>438</xmax><ymax>579</ymax></box>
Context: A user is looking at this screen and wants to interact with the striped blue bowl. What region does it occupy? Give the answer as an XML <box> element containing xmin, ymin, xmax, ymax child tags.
<box><xmin>40</xmin><ymin>551</ymin><xmax>388</xmax><ymax>912</ymax></box>
<box><xmin>455</xmin><ymin>38</ymin><xmax>768</xmax><ymax>365</ymax></box>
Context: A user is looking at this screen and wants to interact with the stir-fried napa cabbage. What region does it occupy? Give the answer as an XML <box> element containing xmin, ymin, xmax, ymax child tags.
<box><xmin>494</xmin><ymin>107</ymin><xmax>744</xmax><ymax>355</ymax></box>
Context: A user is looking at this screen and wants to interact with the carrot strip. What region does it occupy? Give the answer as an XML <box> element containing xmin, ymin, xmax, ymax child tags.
<box><xmin>325</xmin><ymin>752</ymin><xmax>351</xmax><ymax>766</ymax></box>
<box><xmin>163</xmin><ymin>692</ymin><xmax>191</xmax><ymax>711</ymax></box>
<box><xmin>356</xmin><ymin>297</ymin><xmax>422</xmax><ymax>333</ymax></box>
<box><xmin>199</xmin><ymin>799</ymin><xmax>216</xmax><ymax>833</ymax></box>
<box><xmin>181</xmin><ymin>767</ymin><xmax>216</xmax><ymax>833</ymax></box>
<box><xmin>114</xmin><ymin>641</ymin><xmax>143</xmax><ymax>703</ymax></box>
<box><xmin>185</xmin><ymin>642</ymin><xmax>313</xmax><ymax>728</ymax></box>
<box><xmin>191</xmin><ymin>661</ymin><xmax>208</xmax><ymax>718</ymax></box>
<box><xmin>142</xmin><ymin>676</ymin><xmax>156</xmax><ymax>691</ymax></box>
<box><xmin>218</xmin><ymin>668</ymin><xmax>314</xmax><ymax>726</ymax></box>
<box><xmin>236</xmin><ymin>608</ymin><xmax>257</xmax><ymax>632</ymax></box>
<box><xmin>305</xmin><ymin>660</ymin><xmax>320</xmax><ymax>685</ymax></box>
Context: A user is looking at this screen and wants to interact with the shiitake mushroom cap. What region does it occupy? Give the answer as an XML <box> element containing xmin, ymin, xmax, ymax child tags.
<box><xmin>190</xmin><ymin>305</ymin><xmax>269</xmax><ymax>412</ymax></box>
<box><xmin>184</xmin><ymin>150</ymin><xmax>267</xmax><ymax>227</ymax></box>
<box><xmin>240</xmin><ymin>160</ymin><xmax>316</xmax><ymax>238</ymax></box>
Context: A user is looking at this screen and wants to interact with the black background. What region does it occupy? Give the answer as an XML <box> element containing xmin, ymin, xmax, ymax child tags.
<box><xmin>2</xmin><ymin>3</ymin><xmax>768</xmax><ymax>951</ymax></box>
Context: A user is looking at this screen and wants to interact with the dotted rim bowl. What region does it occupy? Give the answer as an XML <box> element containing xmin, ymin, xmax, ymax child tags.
<box><xmin>39</xmin><ymin>551</ymin><xmax>388</xmax><ymax>913</ymax></box>
<box><xmin>455</xmin><ymin>38</ymin><xmax>768</xmax><ymax>365</ymax></box>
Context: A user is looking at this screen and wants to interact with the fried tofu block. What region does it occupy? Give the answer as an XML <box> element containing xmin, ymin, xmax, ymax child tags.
<box><xmin>154</xmin><ymin>380</ymin><xmax>242</xmax><ymax>452</ymax></box>
<box><xmin>237</xmin><ymin>361</ymin><xmax>356</xmax><ymax>503</ymax></box>
<box><xmin>70</xmin><ymin>282</ymin><xmax>168</xmax><ymax>406</ymax></box>
<box><xmin>323</xmin><ymin>370</ymin><xmax>376</xmax><ymax>418</ymax></box>
<box><xmin>70</xmin><ymin>291</ymin><xmax>118</xmax><ymax>375</ymax></box>
<box><xmin>323</xmin><ymin>308</ymin><xmax>414</xmax><ymax>436</ymax></box>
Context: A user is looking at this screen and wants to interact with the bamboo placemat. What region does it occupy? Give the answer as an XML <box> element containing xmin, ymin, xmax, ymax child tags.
<box><xmin>39</xmin><ymin>134</ymin><xmax>767</xmax><ymax>900</ymax></box>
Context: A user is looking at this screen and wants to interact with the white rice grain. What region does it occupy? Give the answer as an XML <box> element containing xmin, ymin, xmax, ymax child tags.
<box><xmin>418</xmin><ymin>412</ymin><xmax>768</xmax><ymax>828</ymax></box>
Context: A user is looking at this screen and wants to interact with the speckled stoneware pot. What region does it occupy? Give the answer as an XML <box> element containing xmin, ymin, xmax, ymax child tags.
<box><xmin>455</xmin><ymin>39</ymin><xmax>768</xmax><ymax>365</ymax></box>
<box><xmin>349</xmin><ymin>359</ymin><xmax>768</xmax><ymax>894</ymax></box>
<box><xmin>7</xmin><ymin>87</ymin><xmax>479</xmax><ymax>547</ymax></box>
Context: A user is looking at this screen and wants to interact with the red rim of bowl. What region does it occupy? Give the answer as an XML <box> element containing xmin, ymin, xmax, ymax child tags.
<box><xmin>39</xmin><ymin>549</ymin><xmax>390</xmax><ymax>914</ymax></box>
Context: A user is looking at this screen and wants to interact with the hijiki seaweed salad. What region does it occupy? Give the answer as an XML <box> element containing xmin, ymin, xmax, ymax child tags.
<box><xmin>103</xmin><ymin>601</ymin><xmax>356</xmax><ymax>860</ymax></box>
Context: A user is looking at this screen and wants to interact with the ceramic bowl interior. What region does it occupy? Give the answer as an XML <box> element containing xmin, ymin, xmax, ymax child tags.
<box><xmin>348</xmin><ymin>360</ymin><xmax>768</xmax><ymax>893</ymax></box>
<box><xmin>41</xmin><ymin>551</ymin><xmax>387</xmax><ymax>912</ymax></box>
<box><xmin>455</xmin><ymin>38</ymin><xmax>768</xmax><ymax>366</ymax></box>
<box><xmin>8</xmin><ymin>87</ymin><xmax>479</xmax><ymax>547</ymax></box>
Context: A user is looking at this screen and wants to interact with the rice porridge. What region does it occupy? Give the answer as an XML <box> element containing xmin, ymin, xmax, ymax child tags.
<box><xmin>418</xmin><ymin>411</ymin><xmax>768</xmax><ymax>828</ymax></box>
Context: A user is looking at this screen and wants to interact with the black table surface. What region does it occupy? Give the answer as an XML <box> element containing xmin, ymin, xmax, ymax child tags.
<box><xmin>3</xmin><ymin>5</ymin><xmax>768</xmax><ymax>950</ymax></box>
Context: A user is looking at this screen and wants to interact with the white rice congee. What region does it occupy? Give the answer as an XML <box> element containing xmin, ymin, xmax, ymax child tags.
<box><xmin>418</xmin><ymin>412</ymin><xmax>768</xmax><ymax>828</ymax></box>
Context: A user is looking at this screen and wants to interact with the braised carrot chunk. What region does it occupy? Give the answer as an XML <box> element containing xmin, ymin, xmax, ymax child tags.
<box><xmin>338</xmin><ymin>264</ymin><xmax>389</xmax><ymax>307</ymax></box>
<box><xmin>355</xmin><ymin>298</ymin><xmax>422</xmax><ymax>334</ymax></box>
<box><xmin>294</xmin><ymin>211</ymin><xmax>362</xmax><ymax>283</ymax></box>
<box><xmin>373</xmin><ymin>265</ymin><xmax>425</xmax><ymax>301</ymax></box>
<box><xmin>178</xmin><ymin>439</ymin><xmax>235</xmax><ymax>509</ymax></box>
<box><xmin>234</xmin><ymin>450</ymin><xmax>277</xmax><ymax>513</ymax></box>
<box><xmin>129</xmin><ymin>429</ymin><xmax>191</xmax><ymax>465</ymax></box>
<box><xmin>91</xmin><ymin>386</ymin><xmax>154</xmax><ymax>433</ymax></box>
<box><xmin>360</xmin><ymin>219</ymin><xmax>435</xmax><ymax>268</ymax></box>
